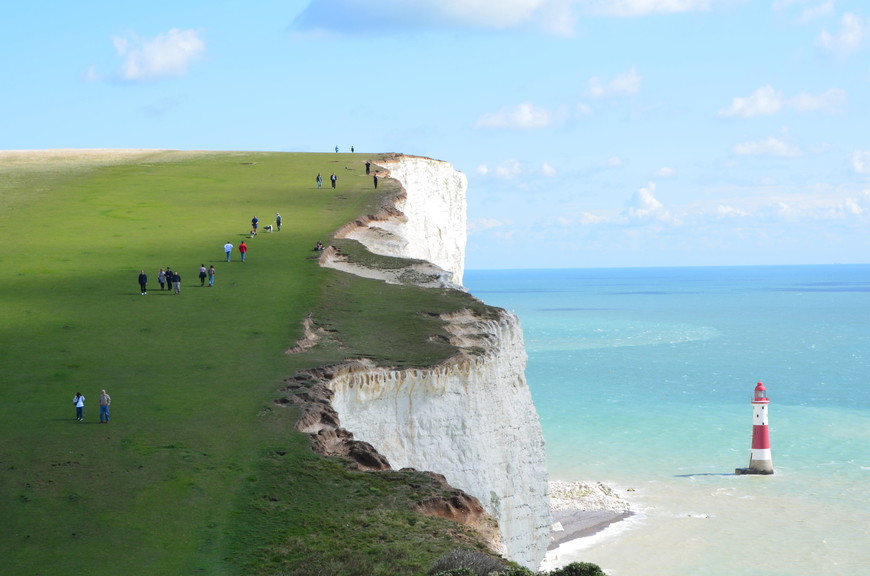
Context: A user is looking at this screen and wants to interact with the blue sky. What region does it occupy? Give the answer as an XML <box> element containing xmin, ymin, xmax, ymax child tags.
<box><xmin>4</xmin><ymin>0</ymin><xmax>870</xmax><ymax>269</ymax></box>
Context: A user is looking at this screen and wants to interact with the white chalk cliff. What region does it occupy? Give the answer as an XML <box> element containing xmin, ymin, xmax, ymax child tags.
<box><xmin>332</xmin><ymin>155</ymin><xmax>467</xmax><ymax>287</ymax></box>
<box><xmin>320</xmin><ymin>156</ymin><xmax>551</xmax><ymax>568</ymax></box>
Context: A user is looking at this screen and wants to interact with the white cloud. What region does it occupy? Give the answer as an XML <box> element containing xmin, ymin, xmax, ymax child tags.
<box><xmin>496</xmin><ymin>159</ymin><xmax>523</xmax><ymax>179</ymax></box>
<box><xmin>837</xmin><ymin>197</ymin><xmax>863</xmax><ymax>216</ymax></box>
<box><xmin>733</xmin><ymin>137</ymin><xmax>802</xmax><ymax>157</ymax></box>
<box><xmin>112</xmin><ymin>28</ymin><xmax>205</xmax><ymax>81</ymax></box>
<box><xmin>656</xmin><ymin>167</ymin><xmax>676</xmax><ymax>178</ymax></box>
<box><xmin>84</xmin><ymin>65</ymin><xmax>101</xmax><ymax>83</ymax></box>
<box><xmin>758</xmin><ymin>201</ymin><xmax>797</xmax><ymax>220</ymax></box>
<box><xmin>294</xmin><ymin>0</ymin><xmax>718</xmax><ymax>36</ymax></box>
<box><xmin>773</xmin><ymin>0</ymin><xmax>834</xmax><ymax>23</ymax></box>
<box><xmin>587</xmin><ymin>69</ymin><xmax>642</xmax><ymax>98</ymax></box>
<box><xmin>850</xmin><ymin>150</ymin><xmax>870</xmax><ymax>174</ymax></box>
<box><xmin>585</xmin><ymin>0</ymin><xmax>714</xmax><ymax>17</ymax></box>
<box><xmin>790</xmin><ymin>88</ymin><xmax>846</xmax><ymax>113</ymax></box>
<box><xmin>580</xmin><ymin>211</ymin><xmax>608</xmax><ymax>224</ymax></box>
<box><xmin>598</xmin><ymin>156</ymin><xmax>624</xmax><ymax>167</ymax></box>
<box><xmin>631</xmin><ymin>182</ymin><xmax>663</xmax><ymax>210</ymax></box>
<box><xmin>477</xmin><ymin>159</ymin><xmax>554</xmax><ymax>178</ymax></box>
<box><xmin>541</xmin><ymin>162</ymin><xmax>557</xmax><ymax>176</ymax></box>
<box><xmin>798</xmin><ymin>1</ymin><xmax>834</xmax><ymax>23</ymax></box>
<box><xmin>714</xmin><ymin>204</ymin><xmax>749</xmax><ymax>218</ymax></box>
<box><xmin>295</xmin><ymin>0</ymin><xmax>572</xmax><ymax>36</ymax></box>
<box><xmin>476</xmin><ymin>102</ymin><xmax>557</xmax><ymax>129</ymax></box>
<box><xmin>720</xmin><ymin>86</ymin><xmax>846</xmax><ymax>117</ymax></box>
<box><xmin>719</xmin><ymin>85</ymin><xmax>783</xmax><ymax>117</ymax></box>
<box><xmin>623</xmin><ymin>181</ymin><xmax>678</xmax><ymax>223</ymax></box>
<box><xmin>817</xmin><ymin>12</ymin><xmax>867</xmax><ymax>57</ymax></box>
<box><xmin>439</xmin><ymin>0</ymin><xmax>550</xmax><ymax>28</ymax></box>
<box><xmin>467</xmin><ymin>217</ymin><xmax>508</xmax><ymax>234</ymax></box>
<box><xmin>771</xmin><ymin>0</ymin><xmax>801</xmax><ymax>9</ymax></box>
<box><xmin>576</xmin><ymin>102</ymin><xmax>594</xmax><ymax>116</ymax></box>
<box><xmin>715</xmin><ymin>204</ymin><xmax>749</xmax><ymax>219</ymax></box>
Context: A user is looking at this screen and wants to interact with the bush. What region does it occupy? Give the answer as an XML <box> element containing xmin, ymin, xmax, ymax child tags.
<box><xmin>428</xmin><ymin>549</ymin><xmax>510</xmax><ymax>576</ymax></box>
<box><xmin>499</xmin><ymin>567</ymin><xmax>534</xmax><ymax>576</ymax></box>
<box><xmin>428</xmin><ymin>549</ymin><xmax>608</xmax><ymax>576</ymax></box>
<box><xmin>549</xmin><ymin>562</ymin><xmax>607</xmax><ymax>576</ymax></box>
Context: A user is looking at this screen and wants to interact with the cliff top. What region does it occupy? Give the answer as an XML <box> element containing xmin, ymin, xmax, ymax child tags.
<box><xmin>0</xmin><ymin>150</ymin><xmax>503</xmax><ymax>575</ymax></box>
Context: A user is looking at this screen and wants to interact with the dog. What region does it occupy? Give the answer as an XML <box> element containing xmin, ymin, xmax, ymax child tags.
<box><xmin>263</xmin><ymin>225</ymin><xmax>273</xmax><ymax>232</ymax></box>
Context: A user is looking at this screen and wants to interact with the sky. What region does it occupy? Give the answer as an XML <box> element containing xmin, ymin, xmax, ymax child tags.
<box><xmin>3</xmin><ymin>0</ymin><xmax>870</xmax><ymax>269</ymax></box>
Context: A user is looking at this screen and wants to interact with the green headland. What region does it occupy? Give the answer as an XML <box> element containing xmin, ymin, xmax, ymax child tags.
<box><xmin>0</xmin><ymin>150</ymin><xmax>498</xmax><ymax>575</ymax></box>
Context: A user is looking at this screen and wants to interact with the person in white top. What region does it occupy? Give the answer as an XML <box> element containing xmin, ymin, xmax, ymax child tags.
<box><xmin>73</xmin><ymin>392</ymin><xmax>85</xmax><ymax>421</ymax></box>
<box><xmin>224</xmin><ymin>241</ymin><xmax>233</xmax><ymax>262</ymax></box>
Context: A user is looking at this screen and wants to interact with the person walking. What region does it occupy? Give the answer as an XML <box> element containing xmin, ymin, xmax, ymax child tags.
<box><xmin>99</xmin><ymin>389</ymin><xmax>111</xmax><ymax>423</ymax></box>
<box><xmin>172</xmin><ymin>270</ymin><xmax>182</xmax><ymax>294</ymax></box>
<box><xmin>199</xmin><ymin>264</ymin><xmax>207</xmax><ymax>286</ymax></box>
<box><xmin>158</xmin><ymin>268</ymin><xmax>166</xmax><ymax>291</ymax></box>
<box><xmin>239</xmin><ymin>241</ymin><xmax>248</xmax><ymax>262</ymax></box>
<box><xmin>224</xmin><ymin>241</ymin><xmax>233</xmax><ymax>262</ymax></box>
<box><xmin>73</xmin><ymin>392</ymin><xmax>85</xmax><ymax>421</ymax></box>
<box><xmin>251</xmin><ymin>216</ymin><xmax>259</xmax><ymax>236</ymax></box>
<box><xmin>208</xmin><ymin>265</ymin><xmax>216</xmax><ymax>286</ymax></box>
<box><xmin>138</xmin><ymin>270</ymin><xmax>148</xmax><ymax>295</ymax></box>
<box><xmin>316</xmin><ymin>173</ymin><xmax>322</xmax><ymax>189</ymax></box>
<box><xmin>275</xmin><ymin>212</ymin><xmax>282</xmax><ymax>231</ymax></box>
<box><xmin>365</xmin><ymin>160</ymin><xmax>371</xmax><ymax>175</ymax></box>
<box><xmin>373</xmin><ymin>174</ymin><xmax>378</xmax><ymax>189</ymax></box>
<box><xmin>330</xmin><ymin>173</ymin><xmax>337</xmax><ymax>189</ymax></box>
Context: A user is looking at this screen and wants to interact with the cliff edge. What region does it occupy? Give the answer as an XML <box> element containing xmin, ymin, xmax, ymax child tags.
<box><xmin>299</xmin><ymin>155</ymin><xmax>551</xmax><ymax>569</ymax></box>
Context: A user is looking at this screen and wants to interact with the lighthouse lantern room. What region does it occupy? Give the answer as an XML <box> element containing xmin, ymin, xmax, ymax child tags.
<box><xmin>736</xmin><ymin>381</ymin><xmax>774</xmax><ymax>475</ymax></box>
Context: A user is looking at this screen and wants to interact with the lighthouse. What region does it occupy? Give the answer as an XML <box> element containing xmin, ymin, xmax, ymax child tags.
<box><xmin>736</xmin><ymin>382</ymin><xmax>774</xmax><ymax>475</ymax></box>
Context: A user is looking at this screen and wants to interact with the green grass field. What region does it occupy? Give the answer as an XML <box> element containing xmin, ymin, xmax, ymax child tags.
<box><xmin>0</xmin><ymin>151</ymin><xmax>494</xmax><ymax>575</ymax></box>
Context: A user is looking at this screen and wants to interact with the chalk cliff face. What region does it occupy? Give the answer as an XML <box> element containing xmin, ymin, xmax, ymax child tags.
<box><xmin>335</xmin><ymin>155</ymin><xmax>467</xmax><ymax>287</ymax></box>
<box><xmin>318</xmin><ymin>155</ymin><xmax>550</xmax><ymax>568</ymax></box>
<box><xmin>328</xmin><ymin>311</ymin><xmax>550</xmax><ymax>568</ymax></box>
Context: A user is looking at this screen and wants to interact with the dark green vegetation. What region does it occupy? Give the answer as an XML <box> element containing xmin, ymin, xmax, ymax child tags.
<box><xmin>0</xmin><ymin>151</ymin><xmax>496</xmax><ymax>575</ymax></box>
<box><xmin>428</xmin><ymin>549</ymin><xmax>606</xmax><ymax>576</ymax></box>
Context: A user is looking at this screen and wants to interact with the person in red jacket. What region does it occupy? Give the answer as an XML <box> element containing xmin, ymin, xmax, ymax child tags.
<box><xmin>239</xmin><ymin>241</ymin><xmax>247</xmax><ymax>262</ymax></box>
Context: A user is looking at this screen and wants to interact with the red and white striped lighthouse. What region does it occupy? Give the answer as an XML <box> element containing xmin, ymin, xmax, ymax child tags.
<box><xmin>736</xmin><ymin>381</ymin><xmax>774</xmax><ymax>475</ymax></box>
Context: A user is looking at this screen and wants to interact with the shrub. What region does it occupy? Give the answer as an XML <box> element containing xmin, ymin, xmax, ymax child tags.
<box><xmin>549</xmin><ymin>562</ymin><xmax>607</xmax><ymax>576</ymax></box>
<box><xmin>428</xmin><ymin>549</ymin><xmax>510</xmax><ymax>576</ymax></box>
<box><xmin>499</xmin><ymin>567</ymin><xmax>534</xmax><ymax>576</ymax></box>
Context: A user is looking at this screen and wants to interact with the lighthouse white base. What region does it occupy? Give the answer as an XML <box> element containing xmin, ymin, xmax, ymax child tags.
<box><xmin>735</xmin><ymin>466</ymin><xmax>774</xmax><ymax>475</ymax></box>
<box><xmin>735</xmin><ymin>456</ymin><xmax>774</xmax><ymax>475</ymax></box>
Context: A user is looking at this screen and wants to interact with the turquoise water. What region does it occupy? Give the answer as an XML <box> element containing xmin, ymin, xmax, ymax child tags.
<box><xmin>465</xmin><ymin>265</ymin><xmax>870</xmax><ymax>576</ymax></box>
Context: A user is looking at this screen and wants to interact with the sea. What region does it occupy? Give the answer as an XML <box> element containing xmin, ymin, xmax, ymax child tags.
<box><xmin>464</xmin><ymin>265</ymin><xmax>870</xmax><ymax>576</ymax></box>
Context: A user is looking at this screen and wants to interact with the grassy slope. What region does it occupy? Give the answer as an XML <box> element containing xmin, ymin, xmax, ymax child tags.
<box><xmin>0</xmin><ymin>151</ymin><xmax>492</xmax><ymax>575</ymax></box>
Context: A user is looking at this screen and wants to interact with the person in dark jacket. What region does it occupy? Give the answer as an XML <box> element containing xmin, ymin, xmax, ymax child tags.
<box><xmin>138</xmin><ymin>270</ymin><xmax>148</xmax><ymax>295</ymax></box>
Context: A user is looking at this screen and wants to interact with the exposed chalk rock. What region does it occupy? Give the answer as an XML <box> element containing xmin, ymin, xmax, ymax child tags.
<box><xmin>313</xmin><ymin>155</ymin><xmax>550</xmax><ymax>568</ymax></box>
<box><xmin>327</xmin><ymin>310</ymin><xmax>550</xmax><ymax>568</ymax></box>
<box><xmin>333</xmin><ymin>155</ymin><xmax>467</xmax><ymax>287</ymax></box>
